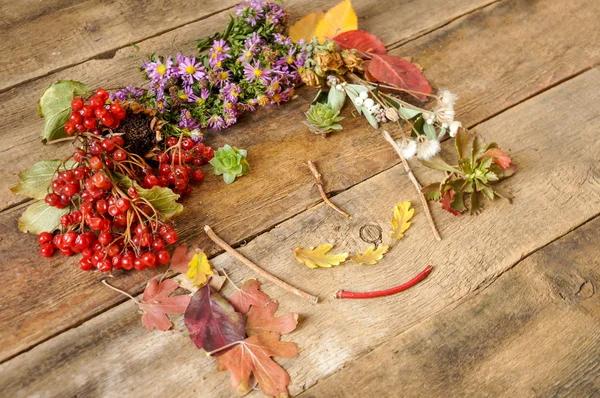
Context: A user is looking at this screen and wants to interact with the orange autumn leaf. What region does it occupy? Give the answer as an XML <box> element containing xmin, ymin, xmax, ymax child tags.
<box><xmin>289</xmin><ymin>11</ymin><xmax>324</xmax><ymax>43</ymax></box>
<box><xmin>229</xmin><ymin>279</ymin><xmax>270</xmax><ymax>314</ymax></box>
<box><xmin>314</xmin><ymin>0</ymin><xmax>358</xmax><ymax>43</ymax></box>
<box><xmin>289</xmin><ymin>0</ymin><xmax>357</xmax><ymax>44</ymax></box>
<box><xmin>217</xmin><ymin>332</ymin><xmax>298</xmax><ymax>397</ymax></box>
<box><xmin>139</xmin><ymin>278</ymin><xmax>191</xmax><ymax>331</ymax></box>
<box><xmin>246</xmin><ymin>301</ymin><xmax>298</xmax><ymax>336</ymax></box>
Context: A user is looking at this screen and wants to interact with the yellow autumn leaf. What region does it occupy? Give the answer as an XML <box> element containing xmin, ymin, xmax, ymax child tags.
<box><xmin>294</xmin><ymin>244</ymin><xmax>348</xmax><ymax>269</ymax></box>
<box><xmin>289</xmin><ymin>11</ymin><xmax>324</xmax><ymax>43</ymax></box>
<box><xmin>187</xmin><ymin>251</ymin><xmax>213</xmax><ymax>287</ymax></box>
<box><xmin>314</xmin><ymin>0</ymin><xmax>358</xmax><ymax>44</ymax></box>
<box><xmin>351</xmin><ymin>244</ymin><xmax>389</xmax><ymax>265</ymax></box>
<box><xmin>390</xmin><ymin>201</ymin><xmax>414</xmax><ymax>240</ymax></box>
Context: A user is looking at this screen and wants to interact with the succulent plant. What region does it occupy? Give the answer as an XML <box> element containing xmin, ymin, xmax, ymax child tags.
<box><xmin>209</xmin><ymin>145</ymin><xmax>250</xmax><ymax>184</ymax></box>
<box><xmin>304</xmin><ymin>102</ymin><xmax>344</xmax><ymax>134</ymax></box>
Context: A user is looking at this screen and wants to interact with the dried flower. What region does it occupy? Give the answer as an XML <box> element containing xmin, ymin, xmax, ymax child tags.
<box><xmin>209</xmin><ymin>145</ymin><xmax>250</xmax><ymax>184</ymax></box>
<box><xmin>449</xmin><ymin>120</ymin><xmax>461</xmax><ymax>137</ymax></box>
<box><xmin>396</xmin><ymin>138</ymin><xmax>418</xmax><ymax>159</ymax></box>
<box><xmin>340</xmin><ymin>49</ymin><xmax>363</xmax><ymax>72</ymax></box>
<box><xmin>416</xmin><ymin>137</ymin><xmax>441</xmax><ymax>160</ymax></box>
<box><xmin>434</xmin><ymin>89</ymin><xmax>457</xmax><ymax>125</ymax></box>
<box><xmin>300</xmin><ymin>67</ymin><xmax>322</xmax><ymax>87</ymax></box>
<box><xmin>304</xmin><ymin>102</ymin><xmax>344</xmax><ymax>134</ymax></box>
<box><xmin>385</xmin><ymin>107</ymin><xmax>399</xmax><ymax>122</ymax></box>
<box><xmin>314</xmin><ymin>51</ymin><xmax>345</xmax><ymax>73</ymax></box>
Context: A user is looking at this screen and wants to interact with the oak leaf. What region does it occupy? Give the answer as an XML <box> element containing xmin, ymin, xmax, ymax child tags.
<box><xmin>186</xmin><ymin>251</ymin><xmax>213</xmax><ymax>287</ymax></box>
<box><xmin>314</xmin><ymin>0</ymin><xmax>358</xmax><ymax>43</ymax></box>
<box><xmin>294</xmin><ymin>244</ymin><xmax>348</xmax><ymax>268</ymax></box>
<box><xmin>289</xmin><ymin>11</ymin><xmax>324</xmax><ymax>43</ymax></box>
<box><xmin>390</xmin><ymin>201</ymin><xmax>414</xmax><ymax>240</ymax></box>
<box><xmin>184</xmin><ymin>283</ymin><xmax>246</xmax><ymax>353</ymax></box>
<box><xmin>351</xmin><ymin>244</ymin><xmax>389</xmax><ymax>265</ymax></box>
<box><xmin>229</xmin><ymin>279</ymin><xmax>270</xmax><ymax>314</ymax></box>
<box><xmin>332</xmin><ymin>30</ymin><xmax>386</xmax><ymax>54</ymax></box>
<box><xmin>139</xmin><ymin>278</ymin><xmax>191</xmax><ymax>331</ymax></box>
<box><xmin>246</xmin><ymin>301</ymin><xmax>298</xmax><ymax>337</ymax></box>
<box><xmin>168</xmin><ymin>244</ymin><xmax>195</xmax><ymax>274</ymax></box>
<box><xmin>367</xmin><ymin>54</ymin><xmax>432</xmax><ymax>101</ymax></box>
<box><xmin>216</xmin><ymin>332</ymin><xmax>298</xmax><ymax>397</ymax></box>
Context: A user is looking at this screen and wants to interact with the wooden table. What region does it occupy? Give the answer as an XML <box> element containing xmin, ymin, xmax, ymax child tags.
<box><xmin>1</xmin><ymin>0</ymin><xmax>599</xmax><ymax>396</ymax></box>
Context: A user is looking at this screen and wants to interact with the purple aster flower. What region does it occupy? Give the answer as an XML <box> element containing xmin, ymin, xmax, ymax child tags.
<box><xmin>188</xmin><ymin>88</ymin><xmax>210</xmax><ymax>105</ymax></box>
<box><xmin>143</xmin><ymin>56</ymin><xmax>174</xmax><ymax>81</ymax></box>
<box><xmin>265</xmin><ymin>2</ymin><xmax>285</xmax><ymax>26</ymax></box>
<box><xmin>273</xmin><ymin>33</ymin><xmax>292</xmax><ymax>46</ymax></box>
<box><xmin>244</xmin><ymin>32</ymin><xmax>263</xmax><ymax>48</ymax></box>
<box><xmin>179</xmin><ymin>85</ymin><xmax>194</xmax><ymax>102</ymax></box>
<box><xmin>178</xmin><ymin>109</ymin><xmax>201</xmax><ymax>130</ymax></box>
<box><xmin>243</xmin><ymin>60</ymin><xmax>270</xmax><ymax>84</ymax></box>
<box><xmin>223</xmin><ymin>83</ymin><xmax>242</xmax><ymax>103</ymax></box>
<box><xmin>110</xmin><ymin>85</ymin><xmax>144</xmax><ymax>102</ymax></box>
<box><xmin>176</xmin><ymin>53</ymin><xmax>206</xmax><ymax>85</ymax></box>
<box><xmin>208</xmin><ymin>114</ymin><xmax>225</xmax><ymax>130</ymax></box>
<box><xmin>223</xmin><ymin>112</ymin><xmax>237</xmax><ymax>127</ymax></box>
<box><xmin>215</xmin><ymin>69</ymin><xmax>231</xmax><ymax>87</ymax></box>
<box><xmin>211</xmin><ymin>39</ymin><xmax>231</xmax><ymax>54</ymax></box>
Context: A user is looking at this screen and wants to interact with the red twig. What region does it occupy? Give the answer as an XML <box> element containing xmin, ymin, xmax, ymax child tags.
<box><xmin>334</xmin><ymin>265</ymin><xmax>433</xmax><ymax>299</ymax></box>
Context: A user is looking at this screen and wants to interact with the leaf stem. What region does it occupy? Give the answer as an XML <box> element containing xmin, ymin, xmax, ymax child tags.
<box><xmin>305</xmin><ymin>160</ymin><xmax>350</xmax><ymax>218</ymax></box>
<box><xmin>101</xmin><ymin>279</ymin><xmax>140</xmax><ymax>304</ymax></box>
<box><xmin>203</xmin><ymin>225</ymin><xmax>319</xmax><ymax>304</ymax></box>
<box><xmin>382</xmin><ymin>131</ymin><xmax>442</xmax><ymax>241</ymax></box>
<box><xmin>334</xmin><ymin>265</ymin><xmax>433</xmax><ymax>299</ymax></box>
<box><xmin>205</xmin><ymin>340</ymin><xmax>242</xmax><ymax>356</ymax></box>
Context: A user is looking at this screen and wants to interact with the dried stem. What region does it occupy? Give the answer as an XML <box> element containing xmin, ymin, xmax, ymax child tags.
<box><xmin>45</xmin><ymin>136</ymin><xmax>77</xmax><ymax>145</ymax></box>
<box><xmin>382</xmin><ymin>131</ymin><xmax>442</xmax><ymax>241</ymax></box>
<box><xmin>203</xmin><ymin>225</ymin><xmax>319</xmax><ymax>304</ymax></box>
<box><xmin>305</xmin><ymin>160</ymin><xmax>350</xmax><ymax>218</ymax></box>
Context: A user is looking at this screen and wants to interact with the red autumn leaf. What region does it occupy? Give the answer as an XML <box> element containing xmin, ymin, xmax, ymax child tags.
<box><xmin>246</xmin><ymin>301</ymin><xmax>298</xmax><ymax>337</ymax></box>
<box><xmin>229</xmin><ymin>279</ymin><xmax>270</xmax><ymax>314</ymax></box>
<box><xmin>481</xmin><ymin>148</ymin><xmax>512</xmax><ymax>169</ymax></box>
<box><xmin>368</xmin><ymin>53</ymin><xmax>432</xmax><ymax>101</ymax></box>
<box><xmin>139</xmin><ymin>278</ymin><xmax>191</xmax><ymax>331</ymax></box>
<box><xmin>216</xmin><ymin>332</ymin><xmax>298</xmax><ymax>397</ymax></box>
<box><xmin>168</xmin><ymin>243</ymin><xmax>195</xmax><ymax>273</ymax></box>
<box><xmin>332</xmin><ymin>30</ymin><xmax>387</xmax><ymax>55</ymax></box>
<box><xmin>184</xmin><ymin>283</ymin><xmax>246</xmax><ymax>353</ymax></box>
<box><xmin>440</xmin><ymin>189</ymin><xmax>463</xmax><ymax>216</ymax></box>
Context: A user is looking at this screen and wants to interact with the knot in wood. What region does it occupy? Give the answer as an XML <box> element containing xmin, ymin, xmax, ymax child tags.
<box><xmin>359</xmin><ymin>224</ymin><xmax>383</xmax><ymax>246</ymax></box>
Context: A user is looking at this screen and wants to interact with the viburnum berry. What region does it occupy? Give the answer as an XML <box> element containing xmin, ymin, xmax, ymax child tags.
<box><xmin>39</xmin><ymin>243</ymin><xmax>55</xmax><ymax>258</ymax></box>
<box><xmin>166</xmin><ymin>137</ymin><xmax>178</xmax><ymax>147</ymax></box>
<box><xmin>37</xmin><ymin>232</ymin><xmax>53</xmax><ymax>245</ymax></box>
<box><xmin>95</xmin><ymin>88</ymin><xmax>109</xmax><ymax>101</ymax></box>
<box><xmin>64</xmin><ymin>122</ymin><xmax>76</xmax><ymax>135</ymax></box>
<box><xmin>71</xmin><ymin>97</ymin><xmax>84</xmax><ymax>111</ymax></box>
<box><xmin>88</xmin><ymin>95</ymin><xmax>104</xmax><ymax>109</ymax></box>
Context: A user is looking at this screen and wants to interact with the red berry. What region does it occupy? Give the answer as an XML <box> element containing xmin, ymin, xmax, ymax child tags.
<box><xmin>112</xmin><ymin>255</ymin><xmax>122</xmax><ymax>269</ymax></box>
<box><xmin>182</xmin><ymin>138</ymin><xmax>194</xmax><ymax>150</ymax></box>
<box><xmin>83</xmin><ymin>117</ymin><xmax>97</xmax><ymax>130</ymax></box>
<box><xmin>121</xmin><ymin>254</ymin><xmax>134</xmax><ymax>270</ymax></box>
<box><xmin>158</xmin><ymin>250</ymin><xmax>170</xmax><ymax>265</ymax></box>
<box><xmin>59</xmin><ymin>247</ymin><xmax>74</xmax><ymax>257</ymax></box>
<box><xmin>100</xmin><ymin>113</ymin><xmax>114</xmax><ymax>127</ymax></box>
<box><xmin>70</xmin><ymin>112</ymin><xmax>83</xmax><ymax>125</ymax></box>
<box><xmin>203</xmin><ymin>147</ymin><xmax>214</xmax><ymax>161</ymax></box>
<box><xmin>71</xmin><ymin>97</ymin><xmax>84</xmax><ymax>111</ymax></box>
<box><xmin>101</xmin><ymin>139</ymin><xmax>115</xmax><ymax>152</ymax></box>
<box><xmin>95</xmin><ymin>88</ymin><xmax>109</xmax><ymax>101</ymax></box>
<box><xmin>144</xmin><ymin>174</ymin><xmax>159</xmax><ymax>187</ymax></box>
<box><xmin>109</xmin><ymin>103</ymin><xmax>125</xmax><ymax>119</ymax></box>
<box><xmin>156</xmin><ymin>153</ymin><xmax>169</xmax><ymax>164</ymax></box>
<box><xmin>112</xmin><ymin>149</ymin><xmax>127</xmax><ymax>162</ymax></box>
<box><xmin>192</xmin><ymin>169</ymin><xmax>205</xmax><ymax>182</ymax></box>
<box><xmin>64</xmin><ymin>121</ymin><xmax>76</xmax><ymax>135</ymax></box>
<box><xmin>134</xmin><ymin>257</ymin><xmax>145</xmax><ymax>271</ymax></box>
<box><xmin>98</xmin><ymin>259</ymin><xmax>112</xmax><ymax>272</ymax></box>
<box><xmin>113</xmin><ymin>136</ymin><xmax>125</xmax><ymax>146</ymax></box>
<box><xmin>164</xmin><ymin>231</ymin><xmax>178</xmax><ymax>244</ymax></box>
<box><xmin>62</xmin><ymin>183</ymin><xmax>79</xmax><ymax>197</ymax></box>
<box><xmin>116</xmin><ymin>198</ymin><xmax>130</xmax><ymax>212</ymax></box>
<box><xmin>141</xmin><ymin>252</ymin><xmax>157</xmax><ymax>268</ymax></box>
<box><xmin>94</xmin><ymin>106</ymin><xmax>108</xmax><ymax>119</ymax></box>
<box><xmin>166</xmin><ymin>137</ymin><xmax>178</xmax><ymax>147</ymax></box>
<box><xmin>127</xmin><ymin>186</ymin><xmax>139</xmax><ymax>199</ymax></box>
<box><xmin>45</xmin><ymin>193</ymin><xmax>60</xmax><ymax>207</ymax></box>
<box><xmin>39</xmin><ymin>243</ymin><xmax>55</xmax><ymax>258</ymax></box>
<box><xmin>60</xmin><ymin>214</ymin><xmax>73</xmax><ymax>226</ymax></box>
<box><xmin>88</xmin><ymin>95</ymin><xmax>104</xmax><ymax>109</ymax></box>
<box><xmin>37</xmin><ymin>232</ymin><xmax>53</xmax><ymax>245</ymax></box>
<box><xmin>82</xmin><ymin>106</ymin><xmax>94</xmax><ymax>118</ymax></box>
<box><xmin>95</xmin><ymin>199</ymin><xmax>108</xmax><ymax>214</ymax></box>
<box><xmin>79</xmin><ymin>258</ymin><xmax>93</xmax><ymax>271</ymax></box>
<box><xmin>89</xmin><ymin>217</ymin><xmax>105</xmax><ymax>230</ymax></box>
<box><xmin>63</xmin><ymin>231</ymin><xmax>78</xmax><ymax>248</ymax></box>
<box><xmin>98</xmin><ymin>231</ymin><xmax>113</xmax><ymax>246</ymax></box>
<box><xmin>89</xmin><ymin>156</ymin><xmax>103</xmax><ymax>170</ymax></box>
<box><xmin>152</xmin><ymin>238</ymin><xmax>165</xmax><ymax>252</ymax></box>
<box><xmin>71</xmin><ymin>210</ymin><xmax>82</xmax><ymax>223</ymax></box>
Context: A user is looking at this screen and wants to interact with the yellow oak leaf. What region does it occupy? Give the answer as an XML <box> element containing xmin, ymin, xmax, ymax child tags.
<box><xmin>351</xmin><ymin>244</ymin><xmax>389</xmax><ymax>265</ymax></box>
<box><xmin>314</xmin><ymin>0</ymin><xmax>358</xmax><ymax>44</ymax></box>
<box><xmin>294</xmin><ymin>244</ymin><xmax>348</xmax><ymax>268</ymax></box>
<box><xmin>289</xmin><ymin>11</ymin><xmax>324</xmax><ymax>43</ymax></box>
<box><xmin>390</xmin><ymin>201</ymin><xmax>414</xmax><ymax>240</ymax></box>
<box><xmin>187</xmin><ymin>251</ymin><xmax>213</xmax><ymax>287</ymax></box>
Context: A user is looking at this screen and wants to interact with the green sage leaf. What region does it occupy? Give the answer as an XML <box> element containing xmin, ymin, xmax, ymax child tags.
<box><xmin>327</xmin><ymin>87</ymin><xmax>346</xmax><ymax>113</ymax></box>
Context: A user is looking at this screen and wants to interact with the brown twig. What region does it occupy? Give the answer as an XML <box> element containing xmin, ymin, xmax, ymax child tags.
<box><xmin>305</xmin><ymin>160</ymin><xmax>350</xmax><ymax>218</ymax></box>
<box><xmin>382</xmin><ymin>131</ymin><xmax>442</xmax><ymax>241</ymax></box>
<box><xmin>203</xmin><ymin>225</ymin><xmax>319</xmax><ymax>304</ymax></box>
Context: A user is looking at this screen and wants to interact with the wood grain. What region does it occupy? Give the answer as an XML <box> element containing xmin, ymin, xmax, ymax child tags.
<box><xmin>0</xmin><ymin>0</ymin><xmax>506</xmax><ymax>362</ymax></box>
<box><xmin>0</xmin><ymin>0</ymin><xmax>238</xmax><ymax>92</ymax></box>
<box><xmin>300</xmin><ymin>217</ymin><xmax>600</xmax><ymax>398</ymax></box>
<box><xmin>1</xmin><ymin>67</ymin><xmax>598</xmax><ymax>396</ymax></box>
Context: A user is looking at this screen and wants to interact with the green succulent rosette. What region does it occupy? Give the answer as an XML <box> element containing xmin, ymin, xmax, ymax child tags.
<box><xmin>209</xmin><ymin>144</ymin><xmax>250</xmax><ymax>184</ymax></box>
<box><xmin>304</xmin><ymin>102</ymin><xmax>344</xmax><ymax>134</ymax></box>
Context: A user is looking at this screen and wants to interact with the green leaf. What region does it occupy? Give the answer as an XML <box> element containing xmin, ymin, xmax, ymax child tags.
<box><xmin>137</xmin><ymin>185</ymin><xmax>184</xmax><ymax>219</ymax></box>
<box><xmin>469</xmin><ymin>191</ymin><xmax>482</xmax><ymax>215</ymax></box>
<box><xmin>327</xmin><ymin>87</ymin><xmax>346</xmax><ymax>113</ymax></box>
<box><xmin>420</xmin><ymin>156</ymin><xmax>461</xmax><ymax>173</ymax></box>
<box><xmin>11</xmin><ymin>160</ymin><xmax>74</xmax><ymax>200</ymax></box>
<box><xmin>491</xmin><ymin>185</ymin><xmax>513</xmax><ymax>203</ymax></box>
<box><xmin>455</xmin><ymin>128</ymin><xmax>470</xmax><ymax>159</ymax></box>
<box><xmin>451</xmin><ymin>191</ymin><xmax>467</xmax><ymax>213</ymax></box>
<box><xmin>421</xmin><ymin>183</ymin><xmax>442</xmax><ymax>201</ymax></box>
<box><xmin>471</xmin><ymin>134</ymin><xmax>486</xmax><ymax>163</ymax></box>
<box><xmin>398</xmin><ymin>106</ymin><xmax>422</xmax><ymax>119</ymax></box>
<box><xmin>18</xmin><ymin>200</ymin><xmax>69</xmax><ymax>234</ymax></box>
<box><xmin>364</xmin><ymin>109</ymin><xmax>379</xmax><ymax>129</ymax></box>
<box><xmin>38</xmin><ymin>80</ymin><xmax>90</xmax><ymax>143</ymax></box>
<box><xmin>423</xmin><ymin>123</ymin><xmax>437</xmax><ymax>140</ymax></box>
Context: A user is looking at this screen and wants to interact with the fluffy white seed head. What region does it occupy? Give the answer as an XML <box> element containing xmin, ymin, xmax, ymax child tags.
<box><xmin>396</xmin><ymin>139</ymin><xmax>418</xmax><ymax>159</ymax></box>
<box><xmin>416</xmin><ymin>138</ymin><xmax>441</xmax><ymax>160</ymax></box>
<box><xmin>449</xmin><ymin>120</ymin><xmax>462</xmax><ymax>137</ymax></box>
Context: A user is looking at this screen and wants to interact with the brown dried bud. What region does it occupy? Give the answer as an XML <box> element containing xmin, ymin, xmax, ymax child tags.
<box><xmin>314</xmin><ymin>51</ymin><xmax>345</xmax><ymax>73</ymax></box>
<box><xmin>385</xmin><ymin>107</ymin><xmax>400</xmax><ymax>122</ymax></box>
<box><xmin>341</xmin><ymin>49</ymin><xmax>363</xmax><ymax>72</ymax></box>
<box><xmin>300</xmin><ymin>67</ymin><xmax>323</xmax><ymax>87</ymax></box>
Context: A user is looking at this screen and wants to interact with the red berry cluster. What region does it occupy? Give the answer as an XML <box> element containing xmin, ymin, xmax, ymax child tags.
<box><xmin>64</xmin><ymin>88</ymin><xmax>126</xmax><ymax>135</ymax></box>
<box><xmin>145</xmin><ymin>136</ymin><xmax>214</xmax><ymax>195</ymax></box>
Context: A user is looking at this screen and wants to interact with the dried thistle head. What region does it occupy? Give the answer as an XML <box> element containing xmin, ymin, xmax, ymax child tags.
<box><xmin>340</xmin><ymin>49</ymin><xmax>363</xmax><ymax>72</ymax></box>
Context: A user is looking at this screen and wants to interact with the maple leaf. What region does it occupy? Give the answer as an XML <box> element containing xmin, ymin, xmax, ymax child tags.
<box><xmin>138</xmin><ymin>278</ymin><xmax>191</xmax><ymax>331</ymax></box>
<box><xmin>315</xmin><ymin>0</ymin><xmax>358</xmax><ymax>43</ymax></box>
<box><xmin>332</xmin><ymin>30</ymin><xmax>387</xmax><ymax>55</ymax></box>
<box><xmin>289</xmin><ymin>11</ymin><xmax>324</xmax><ymax>43</ymax></box>
<box><xmin>184</xmin><ymin>283</ymin><xmax>246</xmax><ymax>353</ymax></box>
<box><xmin>367</xmin><ymin>54</ymin><xmax>432</xmax><ymax>101</ymax></box>
<box><xmin>216</xmin><ymin>332</ymin><xmax>298</xmax><ymax>397</ymax></box>
<box><xmin>168</xmin><ymin>243</ymin><xmax>195</xmax><ymax>274</ymax></box>
<box><xmin>186</xmin><ymin>251</ymin><xmax>213</xmax><ymax>287</ymax></box>
<box><xmin>351</xmin><ymin>244</ymin><xmax>389</xmax><ymax>265</ymax></box>
<box><xmin>481</xmin><ymin>148</ymin><xmax>512</xmax><ymax>169</ymax></box>
<box><xmin>390</xmin><ymin>201</ymin><xmax>414</xmax><ymax>240</ymax></box>
<box><xmin>440</xmin><ymin>189</ymin><xmax>464</xmax><ymax>216</ymax></box>
<box><xmin>229</xmin><ymin>279</ymin><xmax>270</xmax><ymax>314</ymax></box>
<box><xmin>246</xmin><ymin>301</ymin><xmax>298</xmax><ymax>337</ymax></box>
<box><xmin>294</xmin><ymin>244</ymin><xmax>348</xmax><ymax>268</ymax></box>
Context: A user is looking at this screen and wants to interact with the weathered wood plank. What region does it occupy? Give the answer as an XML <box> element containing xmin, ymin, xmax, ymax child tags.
<box><xmin>300</xmin><ymin>217</ymin><xmax>600</xmax><ymax>398</ymax></box>
<box><xmin>0</xmin><ymin>0</ymin><xmax>239</xmax><ymax>92</ymax></box>
<box><xmin>1</xmin><ymin>67</ymin><xmax>598</xmax><ymax>396</ymax></box>
<box><xmin>0</xmin><ymin>0</ymin><xmax>503</xmax><ymax>361</ymax></box>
